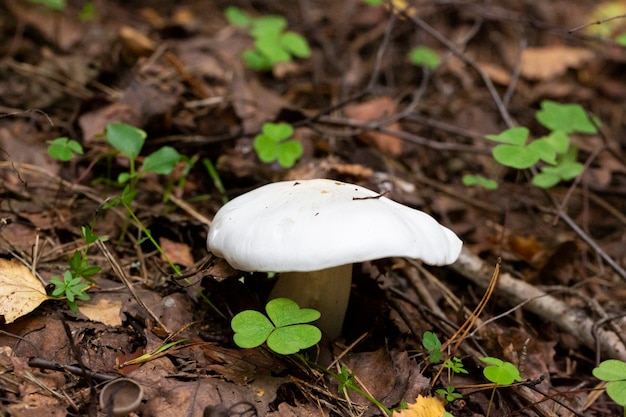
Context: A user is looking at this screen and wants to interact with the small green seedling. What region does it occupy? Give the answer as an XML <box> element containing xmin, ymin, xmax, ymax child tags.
<box><xmin>408</xmin><ymin>46</ymin><xmax>440</xmax><ymax>70</ymax></box>
<box><xmin>437</xmin><ymin>385</ymin><xmax>463</xmax><ymax>403</ymax></box>
<box><xmin>225</xmin><ymin>7</ymin><xmax>311</xmax><ymax>71</ymax></box>
<box><xmin>464</xmin><ymin>100</ymin><xmax>598</xmax><ymax>189</ymax></box>
<box><xmin>435</xmin><ymin>356</ymin><xmax>467</xmax><ymax>404</ymax></box>
<box><xmin>444</xmin><ymin>356</ymin><xmax>468</xmax><ymax>375</ymax></box>
<box><xmin>334</xmin><ymin>365</ymin><xmax>392</xmax><ymax>415</ymax></box>
<box><xmin>253</xmin><ymin>122</ymin><xmax>303</xmax><ymax>168</ymax></box>
<box><xmin>231</xmin><ymin>298</ymin><xmax>321</xmax><ymax>355</ymax></box>
<box><xmin>481</xmin><ymin>357</ymin><xmax>522</xmax><ymax>385</ymax></box>
<box><xmin>49</xmin><ymin>225</ymin><xmax>103</xmax><ymax>312</ymax></box>
<box><xmin>422</xmin><ymin>331</ymin><xmax>443</xmax><ymax>363</ymax></box>
<box><xmin>50</xmin><ymin>270</ymin><xmax>91</xmax><ymax>313</ymax></box>
<box><xmin>593</xmin><ymin>359</ymin><xmax>626</xmax><ymax>414</ymax></box>
<box><xmin>104</xmin><ymin>122</ymin><xmax>181</xmax><ymax>197</ymax></box>
<box><xmin>462</xmin><ymin>174</ymin><xmax>498</xmax><ymax>190</ymax></box>
<box><xmin>47</xmin><ymin>137</ymin><xmax>84</xmax><ymax>161</ymax></box>
<box><xmin>481</xmin><ymin>357</ymin><xmax>522</xmax><ymax>417</ymax></box>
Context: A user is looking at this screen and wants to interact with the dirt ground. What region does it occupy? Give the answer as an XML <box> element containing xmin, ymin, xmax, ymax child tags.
<box><xmin>1</xmin><ymin>0</ymin><xmax>626</xmax><ymax>416</ymax></box>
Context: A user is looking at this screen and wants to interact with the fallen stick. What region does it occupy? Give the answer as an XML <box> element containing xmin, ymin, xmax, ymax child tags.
<box><xmin>452</xmin><ymin>247</ymin><xmax>626</xmax><ymax>362</ymax></box>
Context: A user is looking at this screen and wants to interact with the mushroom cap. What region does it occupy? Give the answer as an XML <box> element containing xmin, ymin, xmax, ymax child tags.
<box><xmin>207</xmin><ymin>179</ymin><xmax>462</xmax><ymax>272</ymax></box>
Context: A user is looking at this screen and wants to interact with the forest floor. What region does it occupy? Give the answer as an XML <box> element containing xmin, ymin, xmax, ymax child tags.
<box><xmin>1</xmin><ymin>1</ymin><xmax>626</xmax><ymax>416</ymax></box>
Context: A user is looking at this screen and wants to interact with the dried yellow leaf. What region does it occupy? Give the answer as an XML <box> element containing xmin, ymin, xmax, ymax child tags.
<box><xmin>78</xmin><ymin>297</ymin><xmax>122</xmax><ymax>327</ymax></box>
<box><xmin>393</xmin><ymin>395</ymin><xmax>446</xmax><ymax>417</ymax></box>
<box><xmin>0</xmin><ymin>258</ymin><xmax>49</xmax><ymax>323</ymax></box>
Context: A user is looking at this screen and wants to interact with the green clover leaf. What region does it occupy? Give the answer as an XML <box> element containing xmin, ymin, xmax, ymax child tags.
<box><xmin>231</xmin><ymin>310</ymin><xmax>274</xmax><ymax>349</ymax></box>
<box><xmin>231</xmin><ymin>298</ymin><xmax>321</xmax><ymax>355</ymax></box>
<box><xmin>536</xmin><ymin>100</ymin><xmax>598</xmax><ymax>134</ymax></box>
<box><xmin>481</xmin><ymin>357</ymin><xmax>522</xmax><ymax>385</ymax></box>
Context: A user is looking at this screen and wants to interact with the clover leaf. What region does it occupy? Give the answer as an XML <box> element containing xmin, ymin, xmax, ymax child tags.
<box><xmin>47</xmin><ymin>137</ymin><xmax>84</xmax><ymax>161</ymax></box>
<box><xmin>253</xmin><ymin>122</ymin><xmax>303</xmax><ymax>168</ymax></box>
<box><xmin>593</xmin><ymin>359</ymin><xmax>626</xmax><ymax>407</ymax></box>
<box><xmin>481</xmin><ymin>357</ymin><xmax>522</xmax><ymax>385</ymax></box>
<box><xmin>231</xmin><ymin>298</ymin><xmax>321</xmax><ymax>355</ymax></box>
<box><xmin>536</xmin><ymin>100</ymin><xmax>598</xmax><ymax>134</ymax></box>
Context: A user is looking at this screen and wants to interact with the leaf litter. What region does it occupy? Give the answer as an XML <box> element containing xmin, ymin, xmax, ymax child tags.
<box><xmin>0</xmin><ymin>0</ymin><xmax>625</xmax><ymax>416</ymax></box>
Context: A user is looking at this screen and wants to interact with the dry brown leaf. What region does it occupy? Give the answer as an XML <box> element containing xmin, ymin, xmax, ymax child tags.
<box><xmin>159</xmin><ymin>237</ymin><xmax>195</xmax><ymax>267</ymax></box>
<box><xmin>520</xmin><ymin>46</ymin><xmax>594</xmax><ymax>81</ymax></box>
<box><xmin>119</xmin><ymin>26</ymin><xmax>156</xmax><ymax>57</ymax></box>
<box><xmin>478</xmin><ymin>61</ymin><xmax>512</xmax><ymax>86</ymax></box>
<box><xmin>344</xmin><ymin>97</ymin><xmax>404</xmax><ymax>156</ymax></box>
<box><xmin>0</xmin><ymin>258</ymin><xmax>49</xmax><ymax>324</ymax></box>
<box><xmin>392</xmin><ymin>395</ymin><xmax>445</xmax><ymax>417</ymax></box>
<box><xmin>78</xmin><ymin>297</ymin><xmax>122</xmax><ymax>326</ymax></box>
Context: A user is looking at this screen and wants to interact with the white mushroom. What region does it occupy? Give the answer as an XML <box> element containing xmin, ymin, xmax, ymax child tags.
<box><xmin>207</xmin><ymin>179</ymin><xmax>462</xmax><ymax>340</ymax></box>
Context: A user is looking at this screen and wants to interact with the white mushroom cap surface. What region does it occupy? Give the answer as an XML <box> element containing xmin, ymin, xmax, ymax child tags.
<box><xmin>207</xmin><ymin>179</ymin><xmax>462</xmax><ymax>272</ymax></box>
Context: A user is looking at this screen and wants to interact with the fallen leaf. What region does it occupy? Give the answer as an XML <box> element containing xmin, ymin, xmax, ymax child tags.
<box><xmin>393</xmin><ymin>395</ymin><xmax>445</xmax><ymax>417</ymax></box>
<box><xmin>0</xmin><ymin>258</ymin><xmax>49</xmax><ymax>324</ymax></box>
<box><xmin>119</xmin><ymin>26</ymin><xmax>156</xmax><ymax>58</ymax></box>
<box><xmin>520</xmin><ymin>46</ymin><xmax>594</xmax><ymax>81</ymax></box>
<box><xmin>344</xmin><ymin>97</ymin><xmax>404</xmax><ymax>156</ymax></box>
<box><xmin>159</xmin><ymin>237</ymin><xmax>195</xmax><ymax>267</ymax></box>
<box><xmin>78</xmin><ymin>297</ymin><xmax>122</xmax><ymax>326</ymax></box>
<box><xmin>507</xmin><ymin>234</ymin><xmax>545</xmax><ymax>263</ymax></box>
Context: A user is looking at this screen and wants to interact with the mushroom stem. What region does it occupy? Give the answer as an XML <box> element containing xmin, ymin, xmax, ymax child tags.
<box><xmin>268</xmin><ymin>264</ymin><xmax>353</xmax><ymax>340</ymax></box>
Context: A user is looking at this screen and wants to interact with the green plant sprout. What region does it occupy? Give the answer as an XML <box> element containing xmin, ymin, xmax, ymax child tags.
<box><xmin>461</xmin><ymin>174</ymin><xmax>498</xmax><ymax>190</ymax></box>
<box><xmin>435</xmin><ymin>356</ymin><xmax>467</xmax><ymax>403</ymax></box>
<box><xmin>444</xmin><ymin>356</ymin><xmax>468</xmax><ymax>376</ymax></box>
<box><xmin>105</xmin><ymin>122</ymin><xmax>181</xmax><ymax>193</ymax></box>
<box><xmin>203</xmin><ymin>158</ymin><xmax>228</xmax><ymax>204</ymax></box>
<box><xmin>49</xmin><ymin>225</ymin><xmax>103</xmax><ymax>312</ymax></box>
<box><xmin>593</xmin><ymin>359</ymin><xmax>626</xmax><ymax>415</ymax></box>
<box><xmin>463</xmin><ymin>100</ymin><xmax>598</xmax><ymax>189</ymax></box>
<box><xmin>50</xmin><ymin>271</ymin><xmax>90</xmax><ymax>313</ymax></box>
<box><xmin>231</xmin><ymin>298</ymin><xmax>321</xmax><ymax>355</ymax></box>
<box><xmin>422</xmin><ymin>331</ymin><xmax>443</xmax><ymax>363</ymax></box>
<box><xmin>253</xmin><ymin>122</ymin><xmax>303</xmax><ymax>168</ymax></box>
<box><xmin>408</xmin><ymin>46</ymin><xmax>440</xmax><ymax>70</ymax></box>
<box><xmin>225</xmin><ymin>7</ymin><xmax>311</xmax><ymax>71</ymax></box>
<box><xmin>333</xmin><ymin>365</ymin><xmax>392</xmax><ymax>415</ymax></box>
<box><xmin>481</xmin><ymin>357</ymin><xmax>522</xmax><ymax>417</ymax></box>
<box><xmin>47</xmin><ymin>137</ymin><xmax>84</xmax><ymax>161</ymax></box>
<box><xmin>437</xmin><ymin>385</ymin><xmax>463</xmax><ymax>403</ymax></box>
<box><xmin>68</xmin><ymin>225</ymin><xmax>104</xmax><ymax>284</ymax></box>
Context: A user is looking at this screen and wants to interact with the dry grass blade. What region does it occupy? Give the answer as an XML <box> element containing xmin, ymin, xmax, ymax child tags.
<box><xmin>96</xmin><ymin>240</ymin><xmax>172</xmax><ymax>335</ymax></box>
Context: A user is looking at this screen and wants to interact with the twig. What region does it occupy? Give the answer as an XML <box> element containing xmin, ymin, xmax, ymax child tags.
<box><xmin>453</xmin><ymin>247</ymin><xmax>626</xmax><ymax>361</ymax></box>
<box><xmin>403</xmin><ymin>12</ymin><xmax>514</xmax><ymax>128</ymax></box>
<box><xmin>569</xmin><ymin>14</ymin><xmax>626</xmax><ymax>33</ymax></box>
<box><xmin>547</xmin><ymin>206</ymin><xmax>626</xmax><ymax>281</ymax></box>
